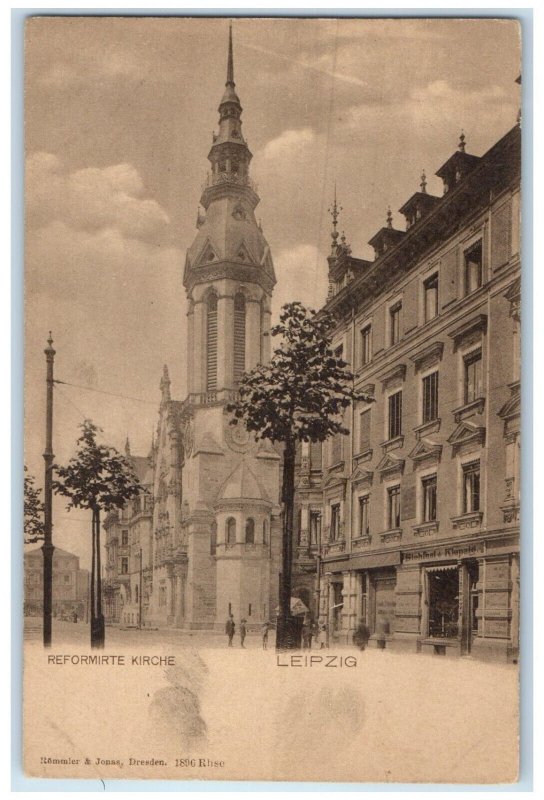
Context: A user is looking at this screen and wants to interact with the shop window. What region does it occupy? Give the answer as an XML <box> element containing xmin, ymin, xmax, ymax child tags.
<box><xmin>388</xmin><ymin>390</ymin><xmax>402</xmax><ymax>440</ymax></box>
<box><xmin>330</xmin><ymin>503</ymin><xmax>341</xmax><ymax>540</ymax></box>
<box><xmin>121</xmin><ymin>557</ymin><xmax>128</xmax><ymax>575</ymax></box>
<box><xmin>358</xmin><ymin>495</ymin><xmax>370</xmax><ymax>537</ymax></box>
<box><xmin>387</xmin><ymin>485</ymin><xmax>401</xmax><ymax>529</ymax></box>
<box><xmin>464</xmin><ymin>240</ymin><xmax>483</xmax><ymax>294</ymax></box>
<box><xmin>206</xmin><ymin>292</ymin><xmax>218</xmax><ymax>391</ymax></box>
<box><xmin>360</xmin><ymin>325</ymin><xmax>372</xmax><ymax>366</ymax></box>
<box><xmin>309</xmin><ymin>511</ymin><xmax>321</xmax><ymax>545</ymax></box>
<box><xmin>428</xmin><ymin>568</ymin><xmax>459</xmax><ymax>638</ymax></box>
<box><xmin>424</xmin><ymin>273</ymin><xmax>439</xmax><ymax>322</ymax></box>
<box><xmin>245</xmin><ymin>518</ymin><xmax>255</xmax><ymax>544</ymax></box>
<box><xmin>389</xmin><ymin>302</ymin><xmax>402</xmax><ymax>346</ymax></box>
<box><xmin>121</xmin><ymin>529</ymin><xmax>129</xmax><ymax>546</ymax></box>
<box><xmin>463</xmin><ymin>349</ymin><xmax>482</xmax><ymax>404</ymax></box>
<box><xmin>422</xmin><ymin>475</ymin><xmax>437</xmax><ymax>522</ymax></box>
<box><xmin>359</xmin><ymin>409</ymin><xmax>371</xmax><ymax>452</ymax></box>
<box><xmin>226</xmin><ymin>517</ymin><xmax>236</xmax><ymax>544</ymax></box>
<box><xmin>422</xmin><ymin>371</ymin><xmax>439</xmax><ymax>423</ymax></box>
<box><xmin>463</xmin><ymin>461</ymin><xmax>480</xmax><ymax>513</ymax></box>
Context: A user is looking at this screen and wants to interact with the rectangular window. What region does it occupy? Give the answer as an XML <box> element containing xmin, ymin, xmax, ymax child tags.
<box><xmin>464</xmin><ymin>240</ymin><xmax>483</xmax><ymax>294</ymax></box>
<box><xmin>463</xmin><ymin>462</ymin><xmax>481</xmax><ymax>514</ymax></box>
<box><xmin>387</xmin><ymin>485</ymin><xmax>401</xmax><ymax>529</ymax></box>
<box><xmin>359</xmin><ymin>409</ymin><xmax>371</xmax><ymax>453</ymax></box>
<box><xmin>390</xmin><ymin>302</ymin><xmax>402</xmax><ymax>345</ymax></box>
<box><xmin>422</xmin><ymin>475</ymin><xmax>437</xmax><ymax>522</ymax></box>
<box><xmin>358</xmin><ymin>495</ymin><xmax>370</xmax><ymax>537</ymax></box>
<box><xmin>424</xmin><ymin>273</ymin><xmax>439</xmax><ymax>321</ymax></box>
<box><xmin>121</xmin><ymin>557</ymin><xmax>129</xmax><ymax>575</ymax></box>
<box><xmin>388</xmin><ymin>390</ymin><xmax>402</xmax><ymax>440</ymax></box>
<box><xmin>309</xmin><ymin>511</ymin><xmax>321</xmax><ymax>546</ymax></box>
<box><xmin>360</xmin><ymin>325</ymin><xmax>372</xmax><ymax>366</ymax></box>
<box><xmin>331</xmin><ymin>432</ymin><xmax>343</xmax><ymax>465</ymax></box>
<box><xmin>330</xmin><ymin>503</ymin><xmax>340</xmax><ymax>541</ymax></box>
<box><xmin>121</xmin><ymin>529</ymin><xmax>129</xmax><ymax>546</ymax></box>
<box><xmin>422</xmin><ymin>371</ymin><xmax>439</xmax><ymax>423</ymax></box>
<box><xmin>309</xmin><ymin>440</ymin><xmax>322</xmax><ymax>470</ymax></box>
<box><xmin>464</xmin><ymin>350</ymin><xmax>483</xmax><ymax>404</ymax></box>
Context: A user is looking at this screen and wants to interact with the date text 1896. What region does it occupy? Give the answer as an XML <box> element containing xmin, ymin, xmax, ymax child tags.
<box><xmin>175</xmin><ymin>758</ymin><xmax>225</xmax><ymax>768</ymax></box>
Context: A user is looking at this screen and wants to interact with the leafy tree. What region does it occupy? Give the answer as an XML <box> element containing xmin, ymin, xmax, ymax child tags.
<box><xmin>24</xmin><ymin>466</ymin><xmax>45</xmax><ymax>544</ymax></box>
<box><xmin>53</xmin><ymin>419</ymin><xmax>142</xmax><ymax>648</ymax></box>
<box><xmin>227</xmin><ymin>301</ymin><xmax>373</xmax><ymax>649</ymax></box>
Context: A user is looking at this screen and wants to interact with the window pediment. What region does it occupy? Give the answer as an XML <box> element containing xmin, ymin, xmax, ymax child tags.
<box><xmin>447</xmin><ymin>420</ymin><xmax>485</xmax><ymax>455</ymax></box>
<box><xmin>410</xmin><ymin>341</ymin><xmax>444</xmax><ymax>372</ymax></box>
<box><xmin>379</xmin><ymin>363</ymin><xmax>406</xmax><ymax>390</ymax></box>
<box><xmin>375</xmin><ymin>453</ymin><xmax>405</xmax><ymax>481</ymax></box>
<box><xmin>408</xmin><ymin>438</ymin><xmax>443</xmax><ymax>465</ymax></box>
<box><xmin>350</xmin><ymin>467</ymin><xmax>373</xmax><ymax>487</ymax></box>
<box><xmin>448</xmin><ymin>314</ymin><xmax>487</xmax><ymax>351</ymax></box>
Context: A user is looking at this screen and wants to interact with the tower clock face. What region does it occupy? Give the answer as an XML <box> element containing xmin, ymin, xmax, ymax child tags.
<box><xmin>224</xmin><ymin>416</ymin><xmax>251</xmax><ymax>452</ymax></box>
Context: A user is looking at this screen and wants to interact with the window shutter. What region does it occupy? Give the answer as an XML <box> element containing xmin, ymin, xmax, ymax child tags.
<box><xmin>403</xmin><ymin>279</ymin><xmax>418</xmax><ymax>334</ymax></box>
<box><xmin>440</xmin><ymin>246</ymin><xmax>458</xmax><ymax>309</ymax></box>
<box><xmin>372</xmin><ymin>304</ymin><xmax>385</xmax><ymax>356</ymax></box>
<box><xmin>491</xmin><ymin>199</ymin><xmax>512</xmax><ymax>271</ymax></box>
<box><xmin>401</xmin><ymin>472</ymin><xmax>417</xmax><ymax>521</ymax></box>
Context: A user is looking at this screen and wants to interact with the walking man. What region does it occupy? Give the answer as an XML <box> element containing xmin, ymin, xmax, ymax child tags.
<box><xmin>261</xmin><ymin>621</ymin><xmax>270</xmax><ymax>649</ymax></box>
<box><xmin>225</xmin><ymin>613</ymin><xmax>235</xmax><ymax>647</ymax></box>
<box><xmin>240</xmin><ymin>618</ymin><xmax>247</xmax><ymax>648</ymax></box>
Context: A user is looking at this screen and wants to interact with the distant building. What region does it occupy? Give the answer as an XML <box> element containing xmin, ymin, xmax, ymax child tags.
<box><xmin>103</xmin><ymin>440</ymin><xmax>153</xmax><ymax>626</ymax></box>
<box><xmin>293</xmin><ymin>123</ymin><xmax>521</xmax><ymax>662</ymax></box>
<box><xmin>24</xmin><ymin>546</ymin><xmax>89</xmax><ymax>619</ymax></box>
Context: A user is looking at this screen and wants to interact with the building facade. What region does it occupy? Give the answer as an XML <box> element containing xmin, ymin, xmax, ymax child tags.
<box><xmin>294</xmin><ymin>124</ymin><xmax>521</xmax><ymax>662</ymax></box>
<box><xmin>103</xmin><ymin>28</ymin><xmax>282</xmax><ymax>631</ymax></box>
<box><xmin>24</xmin><ymin>546</ymin><xmax>89</xmax><ymax>619</ymax></box>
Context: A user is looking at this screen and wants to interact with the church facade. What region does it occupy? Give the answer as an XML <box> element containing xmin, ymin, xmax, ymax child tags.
<box><xmin>104</xmin><ymin>28</ymin><xmax>282</xmax><ymax>631</ymax></box>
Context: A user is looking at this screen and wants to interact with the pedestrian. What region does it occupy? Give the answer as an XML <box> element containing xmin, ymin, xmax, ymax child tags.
<box><xmin>302</xmin><ymin>619</ymin><xmax>311</xmax><ymax>649</ymax></box>
<box><xmin>240</xmin><ymin>618</ymin><xmax>247</xmax><ymax>648</ymax></box>
<box><xmin>225</xmin><ymin>613</ymin><xmax>235</xmax><ymax>647</ymax></box>
<box><xmin>319</xmin><ymin>621</ymin><xmax>327</xmax><ymax>649</ymax></box>
<box><xmin>261</xmin><ymin>621</ymin><xmax>270</xmax><ymax>649</ymax></box>
<box><xmin>353</xmin><ymin>621</ymin><xmax>370</xmax><ymax>651</ymax></box>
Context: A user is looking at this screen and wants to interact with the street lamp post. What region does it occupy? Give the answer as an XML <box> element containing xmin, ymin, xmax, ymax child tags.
<box><xmin>42</xmin><ymin>333</ymin><xmax>55</xmax><ymax>647</ymax></box>
<box><xmin>324</xmin><ymin>571</ymin><xmax>332</xmax><ymax>649</ymax></box>
<box><xmin>138</xmin><ymin>548</ymin><xmax>143</xmax><ymax>629</ymax></box>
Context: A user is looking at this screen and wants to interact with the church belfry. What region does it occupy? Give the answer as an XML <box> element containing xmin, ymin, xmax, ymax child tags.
<box><xmin>184</xmin><ymin>24</ymin><xmax>276</xmax><ymax>395</ymax></box>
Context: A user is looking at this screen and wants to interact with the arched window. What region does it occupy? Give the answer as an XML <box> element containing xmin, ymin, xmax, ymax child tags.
<box><xmin>245</xmin><ymin>518</ymin><xmax>255</xmax><ymax>544</ymax></box>
<box><xmin>226</xmin><ymin>517</ymin><xmax>236</xmax><ymax>544</ymax></box>
<box><xmin>206</xmin><ymin>293</ymin><xmax>218</xmax><ymax>391</ymax></box>
<box><xmin>234</xmin><ymin>293</ymin><xmax>246</xmax><ymax>383</ymax></box>
<box><xmin>262</xmin><ymin>519</ymin><xmax>268</xmax><ymax>545</ymax></box>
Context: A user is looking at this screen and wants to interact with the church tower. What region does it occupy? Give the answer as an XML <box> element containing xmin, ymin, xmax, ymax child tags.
<box><xmin>179</xmin><ymin>25</ymin><xmax>281</xmax><ymax>630</ymax></box>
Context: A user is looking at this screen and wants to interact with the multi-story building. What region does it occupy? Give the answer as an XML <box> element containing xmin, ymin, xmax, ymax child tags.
<box><xmin>24</xmin><ymin>546</ymin><xmax>89</xmax><ymax>619</ymax></box>
<box><xmin>103</xmin><ymin>440</ymin><xmax>154</xmax><ymax>626</ymax></box>
<box><xmin>103</xmin><ymin>27</ymin><xmax>282</xmax><ymax>631</ymax></box>
<box><xmin>294</xmin><ymin>122</ymin><xmax>521</xmax><ymax>662</ymax></box>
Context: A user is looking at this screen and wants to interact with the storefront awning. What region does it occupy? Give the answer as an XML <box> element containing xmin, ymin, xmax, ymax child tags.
<box><xmin>426</xmin><ymin>564</ymin><xmax>458</xmax><ymax>573</ymax></box>
<box><xmin>325</xmin><ymin>551</ymin><xmax>403</xmax><ymax>573</ymax></box>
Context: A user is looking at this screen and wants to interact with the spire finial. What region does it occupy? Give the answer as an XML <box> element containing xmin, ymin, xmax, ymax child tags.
<box><xmin>420</xmin><ymin>169</ymin><xmax>427</xmax><ymax>193</ymax></box>
<box><xmin>386</xmin><ymin>206</ymin><xmax>393</xmax><ymax>228</ymax></box>
<box><xmin>459</xmin><ymin>130</ymin><xmax>466</xmax><ymax>152</ymax></box>
<box><xmin>328</xmin><ymin>183</ymin><xmax>342</xmax><ymax>253</ymax></box>
<box><xmin>226</xmin><ymin>22</ymin><xmax>234</xmax><ymax>87</ymax></box>
<box><xmin>125</xmin><ymin>436</ymin><xmax>131</xmax><ymax>457</ymax></box>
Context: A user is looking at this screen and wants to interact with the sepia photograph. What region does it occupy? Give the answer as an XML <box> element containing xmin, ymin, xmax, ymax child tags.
<box><xmin>22</xmin><ymin>14</ymin><xmax>522</xmax><ymax>784</ymax></box>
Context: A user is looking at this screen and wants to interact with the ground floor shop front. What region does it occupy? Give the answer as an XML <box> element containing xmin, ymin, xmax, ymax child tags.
<box><xmin>321</xmin><ymin>531</ymin><xmax>519</xmax><ymax>662</ymax></box>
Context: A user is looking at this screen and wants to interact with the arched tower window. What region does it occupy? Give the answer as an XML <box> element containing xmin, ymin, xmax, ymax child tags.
<box><xmin>262</xmin><ymin>519</ymin><xmax>268</xmax><ymax>545</ymax></box>
<box><xmin>206</xmin><ymin>293</ymin><xmax>218</xmax><ymax>391</ymax></box>
<box><xmin>245</xmin><ymin>518</ymin><xmax>255</xmax><ymax>544</ymax></box>
<box><xmin>234</xmin><ymin>293</ymin><xmax>246</xmax><ymax>383</ymax></box>
<box><xmin>226</xmin><ymin>517</ymin><xmax>236</xmax><ymax>544</ymax></box>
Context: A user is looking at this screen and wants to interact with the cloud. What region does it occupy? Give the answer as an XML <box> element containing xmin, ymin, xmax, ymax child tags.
<box><xmin>261</xmin><ymin>128</ymin><xmax>317</xmax><ymax>161</ymax></box>
<box><xmin>26</xmin><ymin>152</ymin><xmax>170</xmax><ymax>242</ymax></box>
<box><xmin>271</xmin><ymin>244</ymin><xmax>329</xmax><ymax>322</ymax></box>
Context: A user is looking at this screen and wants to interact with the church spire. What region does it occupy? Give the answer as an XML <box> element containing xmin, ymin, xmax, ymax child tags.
<box><xmin>226</xmin><ymin>22</ymin><xmax>234</xmax><ymax>87</ymax></box>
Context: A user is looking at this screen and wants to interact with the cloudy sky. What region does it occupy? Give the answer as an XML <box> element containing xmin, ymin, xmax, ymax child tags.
<box><xmin>24</xmin><ymin>16</ymin><xmax>520</xmax><ymax>564</ymax></box>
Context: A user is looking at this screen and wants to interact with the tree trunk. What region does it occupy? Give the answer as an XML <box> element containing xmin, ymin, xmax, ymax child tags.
<box><xmin>277</xmin><ymin>436</ymin><xmax>298</xmax><ymax>650</ymax></box>
<box><xmin>90</xmin><ymin>509</ymin><xmax>95</xmax><ymax>644</ymax></box>
<box><xmin>90</xmin><ymin>506</ymin><xmax>105</xmax><ymax>648</ymax></box>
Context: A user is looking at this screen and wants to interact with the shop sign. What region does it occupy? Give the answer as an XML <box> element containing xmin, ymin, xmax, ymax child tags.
<box><xmin>403</xmin><ymin>542</ymin><xmax>485</xmax><ymax>563</ymax></box>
